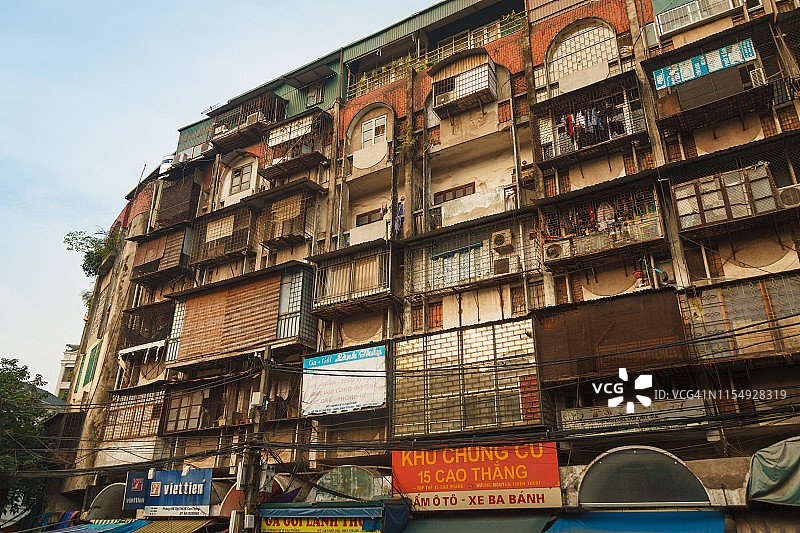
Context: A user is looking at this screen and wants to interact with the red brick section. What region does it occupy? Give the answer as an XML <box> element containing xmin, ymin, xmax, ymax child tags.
<box><xmin>113</xmin><ymin>181</ymin><xmax>156</xmax><ymax>230</ymax></box>
<box><xmin>342</xmin><ymin>30</ymin><xmax>528</xmax><ymax>132</ymax></box>
<box><xmin>529</xmin><ymin>0</ymin><xmax>631</xmax><ymax>66</ymax></box>
<box><xmin>340</xmin><ymin>78</ymin><xmax>408</xmax><ymax>140</ymax></box>
<box><xmin>637</xmin><ymin>0</ymin><xmax>654</xmax><ymax>25</ymax></box>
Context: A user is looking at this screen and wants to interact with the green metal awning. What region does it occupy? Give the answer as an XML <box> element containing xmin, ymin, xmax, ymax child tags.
<box><xmin>403</xmin><ymin>513</ymin><xmax>552</xmax><ymax>533</ymax></box>
<box><xmin>749</xmin><ymin>436</ymin><xmax>800</xmax><ymax>506</ymax></box>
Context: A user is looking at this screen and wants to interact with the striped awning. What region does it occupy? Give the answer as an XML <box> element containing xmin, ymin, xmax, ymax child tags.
<box><xmin>127</xmin><ymin>520</ymin><xmax>213</xmax><ymax>533</ymax></box>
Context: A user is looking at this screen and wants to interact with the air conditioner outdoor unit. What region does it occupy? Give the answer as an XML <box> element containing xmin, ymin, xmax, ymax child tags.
<box><xmin>435</xmin><ymin>92</ymin><xmax>454</xmax><ymax>107</ymax></box>
<box><xmin>544</xmin><ymin>241</ymin><xmax>571</xmax><ymax>261</ymax></box>
<box><xmin>750</xmin><ymin>68</ymin><xmax>766</xmax><ymax>87</ymax></box>
<box><xmin>245</xmin><ymin>112</ymin><xmax>264</xmax><ymax>127</ymax></box>
<box><xmin>214</xmin><ymin>125</ymin><xmax>228</xmax><ymax>136</ymax></box>
<box><xmin>176</xmin><ymin>153</ymin><xmax>189</xmax><ymax>164</ymax></box>
<box><xmin>200</xmin><ymin>141</ymin><xmax>214</xmax><ymax>154</ymax></box>
<box><xmin>492</xmin><ymin>229</ymin><xmax>514</xmax><ymax>254</ymax></box>
<box><xmin>493</xmin><ymin>254</ymin><xmax>519</xmax><ymax>275</ymax></box>
<box><xmin>778</xmin><ymin>185</ymin><xmax>800</xmax><ymax>208</ymax></box>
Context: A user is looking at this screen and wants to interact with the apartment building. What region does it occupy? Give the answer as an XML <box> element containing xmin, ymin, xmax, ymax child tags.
<box><xmin>57</xmin><ymin>0</ymin><xmax>800</xmax><ymax>530</ymax></box>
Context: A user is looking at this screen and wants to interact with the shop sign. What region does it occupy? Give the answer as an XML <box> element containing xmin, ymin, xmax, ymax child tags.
<box><xmin>123</xmin><ymin>469</ymin><xmax>212</xmax><ymax>516</ymax></box>
<box><xmin>392</xmin><ymin>444</ymin><xmax>561</xmax><ymax>511</ymax></box>
<box><xmin>653</xmin><ymin>39</ymin><xmax>756</xmax><ymax>89</ymax></box>
<box><xmin>302</xmin><ymin>345</ymin><xmax>385</xmax><ymax>415</ymax></box>
<box><xmin>560</xmin><ymin>398</ymin><xmax>706</xmax><ymax>436</ymax></box>
<box><xmin>260</xmin><ymin>517</ymin><xmax>368</xmax><ymax>532</ymax></box>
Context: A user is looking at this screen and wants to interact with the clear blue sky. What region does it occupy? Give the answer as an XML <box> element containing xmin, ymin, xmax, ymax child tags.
<box><xmin>0</xmin><ymin>0</ymin><xmax>433</xmax><ymax>389</ymax></box>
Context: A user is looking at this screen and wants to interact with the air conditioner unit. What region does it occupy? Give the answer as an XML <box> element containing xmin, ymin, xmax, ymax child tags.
<box><xmin>493</xmin><ymin>254</ymin><xmax>519</xmax><ymax>275</ymax></box>
<box><xmin>544</xmin><ymin>241</ymin><xmax>571</xmax><ymax>261</ymax></box>
<box><xmin>214</xmin><ymin>125</ymin><xmax>228</xmax><ymax>136</ymax></box>
<box><xmin>492</xmin><ymin>229</ymin><xmax>514</xmax><ymax>254</ymax></box>
<box><xmin>435</xmin><ymin>92</ymin><xmax>454</xmax><ymax>107</ymax></box>
<box><xmin>245</xmin><ymin>112</ymin><xmax>264</xmax><ymax>127</ymax></box>
<box><xmin>200</xmin><ymin>141</ymin><xmax>214</xmax><ymax>154</ymax></box>
<box><xmin>750</xmin><ymin>68</ymin><xmax>766</xmax><ymax>87</ymax></box>
<box><xmin>176</xmin><ymin>153</ymin><xmax>189</xmax><ymax>164</ymax></box>
<box><xmin>778</xmin><ymin>185</ymin><xmax>800</xmax><ymax>208</ymax></box>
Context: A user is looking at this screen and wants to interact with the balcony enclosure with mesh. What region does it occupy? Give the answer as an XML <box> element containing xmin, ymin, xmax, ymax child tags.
<box><xmin>259</xmin><ymin>111</ymin><xmax>332</xmax><ymax>182</ymax></box>
<box><xmin>312</xmin><ymin>244</ymin><xmax>396</xmax><ymax>319</ymax></box>
<box><xmin>118</xmin><ymin>300</ymin><xmax>175</xmax><ymax>353</ymax></box>
<box><xmin>208</xmin><ymin>91</ymin><xmax>287</xmax><ymax>153</ymax></box>
<box><xmin>405</xmin><ymin>220</ymin><xmax>541</xmax><ymax>297</ymax></box>
<box><xmin>190</xmin><ymin>206</ymin><xmax>255</xmax><ymax>266</ymax></box>
<box><xmin>131</xmin><ymin>227</ymin><xmax>191</xmax><ymax>285</ymax></box>
<box><xmin>540</xmin><ymin>184</ymin><xmax>664</xmax><ymax>265</ymax></box>
<box><xmin>536</xmin><ymin>77</ymin><xmax>646</xmax><ymax>166</ymax></box>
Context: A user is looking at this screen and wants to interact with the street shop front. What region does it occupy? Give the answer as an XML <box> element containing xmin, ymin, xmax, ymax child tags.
<box><xmin>260</xmin><ymin>501</ymin><xmax>409</xmax><ymax>533</ymax></box>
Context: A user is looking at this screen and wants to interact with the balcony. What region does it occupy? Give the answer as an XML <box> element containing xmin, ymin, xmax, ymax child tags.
<box><xmin>536</xmin><ymin>81</ymin><xmax>647</xmax><ymax>168</ymax></box>
<box><xmin>656</xmin><ymin>0</ymin><xmax>738</xmax><ymax>37</ymax></box>
<box><xmin>541</xmin><ymin>186</ymin><xmax>664</xmax><ymax>265</ymax></box>
<box><xmin>259</xmin><ymin>112</ymin><xmax>332</xmax><ymax>181</ymax></box>
<box><xmin>405</xmin><ymin>220</ymin><xmax>541</xmax><ymax>296</ymax></box>
<box><xmin>257</xmin><ymin>192</ymin><xmax>314</xmax><ymax>249</ymax></box>
<box><xmin>153</xmin><ymin>179</ymin><xmax>200</xmax><ymax>230</ymax></box>
<box><xmin>678</xmin><ymin>273</ymin><xmax>800</xmax><ymax>362</ymax></box>
<box><xmin>345</xmin><ymin>13</ymin><xmax>524</xmax><ymax>100</ymax></box>
<box><xmin>312</xmin><ymin>246</ymin><xmax>395</xmax><ymax>319</ymax></box>
<box><xmin>131</xmin><ymin>227</ymin><xmax>191</xmax><ymax>285</ymax></box>
<box><xmin>118</xmin><ymin>300</ymin><xmax>175</xmax><ymax>354</ymax></box>
<box><xmin>208</xmin><ymin>91</ymin><xmax>287</xmax><ymax>153</ymax></box>
<box><xmin>673</xmin><ymin>162</ymin><xmax>785</xmax><ymax>233</ymax></box>
<box><xmin>535</xmin><ymin>289</ymin><xmax>690</xmax><ymax>381</ymax></box>
<box><xmin>431</xmin><ymin>61</ymin><xmax>497</xmax><ymax>119</ymax></box>
<box><xmin>189</xmin><ymin>206</ymin><xmax>255</xmax><ymax>266</ymax></box>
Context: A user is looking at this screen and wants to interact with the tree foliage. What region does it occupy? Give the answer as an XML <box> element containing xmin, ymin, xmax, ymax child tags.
<box><xmin>0</xmin><ymin>358</ymin><xmax>48</xmax><ymax>513</ymax></box>
<box><xmin>64</xmin><ymin>228</ymin><xmax>119</xmax><ymax>277</ymax></box>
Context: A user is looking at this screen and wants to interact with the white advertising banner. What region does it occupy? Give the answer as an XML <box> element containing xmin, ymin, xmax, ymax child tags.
<box><xmin>301</xmin><ymin>345</ymin><xmax>386</xmax><ymax>415</ymax></box>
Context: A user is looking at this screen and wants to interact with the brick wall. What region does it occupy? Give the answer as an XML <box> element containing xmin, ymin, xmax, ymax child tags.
<box><xmin>529</xmin><ymin>0</ymin><xmax>631</xmax><ymax>67</ymax></box>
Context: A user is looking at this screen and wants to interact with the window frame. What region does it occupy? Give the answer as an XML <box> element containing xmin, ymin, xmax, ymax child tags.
<box><xmin>433</xmin><ymin>182</ymin><xmax>476</xmax><ymax>205</ymax></box>
<box><xmin>355</xmin><ymin>208</ymin><xmax>383</xmax><ymax>227</ymax></box>
<box><xmin>306</xmin><ymin>83</ymin><xmax>324</xmax><ymax>107</ymax></box>
<box><xmin>361</xmin><ymin>115</ymin><xmax>387</xmax><ymax>149</ymax></box>
<box><xmin>229</xmin><ymin>163</ymin><xmax>252</xmax><ymax>195</ymax></box>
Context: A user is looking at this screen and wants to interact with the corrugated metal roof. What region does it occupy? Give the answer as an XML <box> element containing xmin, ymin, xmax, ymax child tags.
<box><xmin>342</xmin><ymin>0</ymin><xmax>493</xmax><ymax>62</ymax></box>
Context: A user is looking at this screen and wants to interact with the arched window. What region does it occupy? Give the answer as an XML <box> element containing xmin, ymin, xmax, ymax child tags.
<box><xmin>547</xmin><ymin>20</ymin><xmax>618</xmax><ymax>86</ymax></box>
<box><xmin>579</xmin><ymin>447</ymin><xmax>710</xmax><ymax>506</ymax></box>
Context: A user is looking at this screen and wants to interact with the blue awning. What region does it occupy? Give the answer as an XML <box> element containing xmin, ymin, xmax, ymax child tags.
<box><xmin>52</xmin><ymin>521</ymin><xmax>151</xmax><ymax>533</ymax></box>
<box><xmin>260</xmin><ymin>507</ymin><xmax>382</xmax><ymax>518</ymax></box>
<box><xmin>545</xmin><ymin>511</ymin><xmax>725</xmax><ymax>533</ymax></box>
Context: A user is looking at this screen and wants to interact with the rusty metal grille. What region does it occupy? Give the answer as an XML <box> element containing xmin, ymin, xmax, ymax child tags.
<box><xmin>155</xmin><ymin>179</ymin><xmax>199</xmax><ymax>230</ymax></box>
<box><xmin>405</xmin><ymin>220</ymin><xmax>540</xmax><ymax>296</ymax></box>
<box><xmin>541</xmin><ymin>186</ymin><xmax>662</xmax><ymax>262</ymax></box>
<box><xmin>539</xmin><ymin>86</ymin><xmax>645</xmax><ymax>160</ymax></box>
<box><xmin>314</xmin><ymin>248</ymin><xmax>390</xmax><ymax>307</ymax></box>
<box><xmin>264</xmin><ymin>113</ymin><xmax>332</xmax><ymax>164</ymax></box>
<box><xmin>102</xmin><ymin>390</ymin><xmax>164</xmax><ymax>441</ymax></box>
<box><xmin>678</xmin><ymin>273</ymin><xmax>800</xmax><ymax>361</ymax></box>
<box><xmin>118</xmin><ymin>301</ymin><xmax>175</xmax><ymax>352</ymax></box>
<box><xmin>210</xmin><ymin>93</ymin><xmax>286</xmax><ymax>135</ymax></box>
<box><xmin>258</xmin><ymin>193</ymin><xmax>313</xmax><ymax>246</ymax></box>
<box><xmin>393</xmin><ymin>318</ymin><xmax>541</xmax><ymax>437</ymax></box>
<box><xmin>190</xmin><ymin>207</ymin><xmax>253</xmax><ymax>264</ymax></box>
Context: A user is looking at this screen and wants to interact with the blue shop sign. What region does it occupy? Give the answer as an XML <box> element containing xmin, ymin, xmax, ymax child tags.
<box><xmin>654</xmin><ymin>39</ymin><xmax>756</xmax><ymax>90</ymax></box>
<box><xmin>123</xmin><ymin>469</ymin><xmax>212</xmax><ymax>516</ymax></box>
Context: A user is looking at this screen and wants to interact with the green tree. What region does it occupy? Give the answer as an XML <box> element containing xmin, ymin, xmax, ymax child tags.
<box><xmin>0</xmin><ymin>358</ymin><xmax>48</xmax><ymax>512</ymax></box>
<box><xmin>64</xmin><ymin>228</ymin><xmax>119</xmax><ymax>277</ymax></box>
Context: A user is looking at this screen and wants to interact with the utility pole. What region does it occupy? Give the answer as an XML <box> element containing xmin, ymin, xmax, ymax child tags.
<box><xmin>239</xmin><ymin>348</ymin><xmax>271</xmax><ymax>533</ymax></box>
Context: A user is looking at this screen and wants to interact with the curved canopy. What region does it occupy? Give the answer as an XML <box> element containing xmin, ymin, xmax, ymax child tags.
<box><xmin>579</xmin><ymin>448</ymin><xmax>709</xmax><ymax>506</ymax></box>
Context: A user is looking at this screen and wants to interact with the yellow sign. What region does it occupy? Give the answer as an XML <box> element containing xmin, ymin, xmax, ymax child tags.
<box><xmin>261</xmin><ymin>517</ymin><xmax>368</xmax><ymax>533</ymax></box>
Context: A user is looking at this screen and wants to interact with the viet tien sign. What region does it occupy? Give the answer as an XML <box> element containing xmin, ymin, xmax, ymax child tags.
<box><xmin>392</xmin><ymin>444</ymin><xmax>561</xmax><ymax>511</ymax></box>
<box><xmin>302</xmin><ymin>345</ymin><xmax>386</xmax><ymax>415</ymax></box>
<box><xmin>123</xmin><ymin>469</ymin><xmax>212</xmax><ymax>516</ymax></box>
<box><xmin>561</xmin><ymin>398</ymin><xmax>706</xmax><ymax>436</ymax></box>
<box><xmin>653</xmin><ymin>39</ymin><xmax>756</xmax><ymax>90</ymax></box>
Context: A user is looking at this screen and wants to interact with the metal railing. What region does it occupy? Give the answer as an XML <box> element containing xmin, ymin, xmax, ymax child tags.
<box><xmin>656</xmin><ymin>0</ymin><xmax>736</xmax><ymax>36</ymax></box>
<box><xmin>313</xmin><ymin>250</ymin><xmax>390</xmax><ymax>307</ymax></box>
<box><xmin>346</xmin><ymin>13</ymin><xmax>524</xmax><ymax>100</ymax></box>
